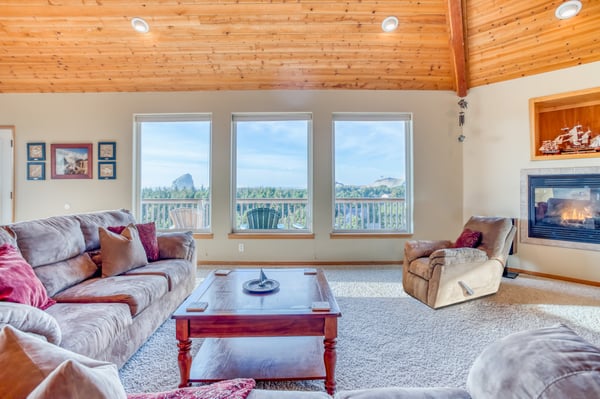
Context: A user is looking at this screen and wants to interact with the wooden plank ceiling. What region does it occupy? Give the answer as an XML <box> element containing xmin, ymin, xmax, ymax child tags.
<box><xmin>0</xmin><ymin>0</ymin><xmax>598</xmax><ymax>94</ymax></box>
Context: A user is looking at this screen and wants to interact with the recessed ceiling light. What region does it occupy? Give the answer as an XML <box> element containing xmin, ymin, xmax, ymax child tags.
<box><xmin>555</xmin><ymin>1</ymin><xmax>582</xmax><ymax>20</ymax></box>
<box><xmin>131</xmin><ymin>17</ymin><xmax>150</xmax><ymax>33</ymax></box>
<box><xmin>381</xmin><ymin>16</ymin><xmax>399</xmax><ymax>33</ymax></box>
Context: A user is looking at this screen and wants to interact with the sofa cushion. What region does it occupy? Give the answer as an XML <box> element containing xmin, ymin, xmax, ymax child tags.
<box><xmin>127</xmin><ymin>378</ymin><xmax>256</xmax><ymax>399</ymax></box>
<box><xmin>0</xmin><ymin>301</ymin><xmax>62</xmax><ymax>345</ymax></box>
<box><xmin>334</xmin><ymin>387</ymin><xmax>471</xmax><ymax>399</ymax></box>
<box><xmin>75</xmin><ymin>209</ymin><xmax>136</xmax><ymax>251</ymax></box>
<box><xmin>0</xmin><ymin>325</ymin><xmax>126</xmax><ymax>399</ymax></box>
<box><xmin>46</xmin><ymin>302</ymin><xmax>132</xmax><ymax>359</ymax></box>
<box><xmin>158</xmin><ymin>231</ymin><xmax>196</xmax><ymax>261</ymax></box>
<box><xmin>9</xmin><ymin>215</ymin><xmax>85</xmax><ymax>267</ymax></box>
<box><xmin>34</xmin><ymin>253</ymin><xmax>99</xmax><ymax>297</ymax></box>
<box><xmin>28</xmin><ymin>358</ymin><xmax>127</xmax><ymax>399</ymax></box>
<box><xmin>109</xmin><ymin>222</ymin><xmax>159</xmax><ymax>262</ymax></box>
<box><xmin>99</xmin><ymin>225</ymin><xmax>148</xmax><ymax>277</ymax></box>
<box><xmin>125</xmin><ymin>259</ymin><xmax>194</xmax><ymax>291</ymax></box>
<box><xmin>0</xmin><ymin>244</ymin><xmax>56</xmax><ymax>310</ymax></box>
<box><xmin>467</xmin><ymin>324</ymin><xmax>600</xmax><ymax>398</ymax></box>
<box><xmin>53</xmin><ymin>275</ymin><xmax>168</xmax><ymax>316</ymax></box>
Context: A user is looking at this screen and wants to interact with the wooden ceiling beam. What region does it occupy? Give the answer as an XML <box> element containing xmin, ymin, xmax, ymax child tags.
<box><xmin>447</xmin><ymin>0</ymin><xmax>468</xmax><ymax>97</ymax></box>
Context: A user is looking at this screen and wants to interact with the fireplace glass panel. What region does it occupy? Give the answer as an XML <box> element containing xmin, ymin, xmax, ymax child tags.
<box><xmin>529</xmin><ymin>174</ymin><xmax>600</xmax><ymax>244</ymax></box>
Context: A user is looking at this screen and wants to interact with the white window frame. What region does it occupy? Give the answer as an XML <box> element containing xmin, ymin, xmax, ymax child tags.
<box><xmin>133</xmin><ymin>113</ymin><xmax>212</xmax><ymax>232</ymax></box>
<box><xmin>332</xmin><ymin>112</ymin><xmax>413</xmax><ymax>234</ymax></box>
<box><xmin>231</xmin><ymin>112</ymin><xmax>313</xmax><ymax>233</ymax></box>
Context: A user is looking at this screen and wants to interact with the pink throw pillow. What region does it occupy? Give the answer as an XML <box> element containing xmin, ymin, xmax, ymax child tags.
<box><xmin>454</xmin><ymin>228</ymin><xmax>482</xmax><ymax>248</ymax></box>
<box><xmin>0</xmin><ymin>244</ymin><xmax>56</xmax><ymax>310</ymax></box>
<box><xmin>126</xmin><ymin>378</ymin><xmax>256</xmax><ymax>399</ymax></box>
<box><xmin>108</xmin><ymin>222</ymin><xmax>159</xmax><ymax>261</ymax></box>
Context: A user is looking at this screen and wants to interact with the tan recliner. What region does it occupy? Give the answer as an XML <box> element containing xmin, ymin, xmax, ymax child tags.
<box><xmin>403</xmin><ymin>216</ymin><xmax>516</xmax><ymax>309</ymax></box>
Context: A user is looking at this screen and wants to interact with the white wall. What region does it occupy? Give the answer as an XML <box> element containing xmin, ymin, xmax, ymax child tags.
<box><xmin>0</xmin><ymin>90</ymin><xmax>462</xmax><ymax>263</ymax></box>
<box><xmin>464</xmin><ymin>61</ymin><xmax>600</xmax><ymax>282</ymax></box>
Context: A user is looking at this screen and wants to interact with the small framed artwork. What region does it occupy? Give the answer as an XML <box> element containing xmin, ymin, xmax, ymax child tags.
<box><xmin>98</xmin><ymin>141</ymin><xmax>116</xmax><ymax>160</ymax></box>
<box><xmin>51</xmin><ymin>143</ymin><xmax>93</xmax><ymax>179</ymax></box>
<box><xmin>27</xmin><ymin>162</ymin><xmax>45</xmax><ymax>180</ymax></box>
<box><xmin>98</xmin><ymin>161</ymin><xmax>116</xmax><ymax>180</ymax></box>
<box><xmin>27</xmin><ymin>142</ymin><xmax>46</xmax><ymax>161</ymax></box>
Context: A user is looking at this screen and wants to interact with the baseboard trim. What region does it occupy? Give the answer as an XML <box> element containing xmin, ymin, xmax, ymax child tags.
<box><xmin>197</xmin><ymin>260</ymin><xmax>402</xmax><ymax>267</ymax></box>
<box><xmin>507</xmin><ymin>267</ymin><xmax>600</xmax><ymax>288</ymax></box>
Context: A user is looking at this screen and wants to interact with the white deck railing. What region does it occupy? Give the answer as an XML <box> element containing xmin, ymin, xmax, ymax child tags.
<box><xmin>140</xmin><ymin>197</ymin><xmax>406</xmax><ymax>231</ymax></box>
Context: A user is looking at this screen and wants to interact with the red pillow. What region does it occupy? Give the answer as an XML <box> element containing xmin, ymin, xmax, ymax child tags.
<box><xmin>454</xmin><ymin>228</ymin><xmax>482</xmax><ymax>248</ymax></box>
<box><xmin>126</xmin><ymin>378</ymin><xmax>256</xmax><ymax>399</ymax></box>
<box><xmin>0</xmin><ymin>244</ymin><xmax>56</xmax><ymax>310</ymax></box>
<box><xmin>108</xmin><ymin>222</ymin><xmax>159</xmax><ymax>261</ymax></box>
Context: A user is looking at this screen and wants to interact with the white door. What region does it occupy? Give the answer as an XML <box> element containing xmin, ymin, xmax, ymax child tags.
<box><xmin>0</xmin><ymin>127</ymin><xmax>14</xmax><ymax>224</ymax></box>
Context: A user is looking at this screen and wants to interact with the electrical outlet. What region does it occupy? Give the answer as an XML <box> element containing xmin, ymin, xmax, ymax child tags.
<box><xmin>238</xmin><ymin>243</ymin><xmax>244</xmax><ymax>252</ymax></box>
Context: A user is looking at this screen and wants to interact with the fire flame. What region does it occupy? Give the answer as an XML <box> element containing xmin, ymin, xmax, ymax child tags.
<box><xmin>561</xmin><ymin>207</ymin><xmax>592</xmax><ymax>221</ymax></box>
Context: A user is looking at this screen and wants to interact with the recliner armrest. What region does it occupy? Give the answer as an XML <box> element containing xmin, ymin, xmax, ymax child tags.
<box><xmin>429</xmin><ymin>247</ymin><xmax>488</xmax><ymax>267</ymax></box>
<box><xmin>404</xmin><ymin>240</ymin><xmax>453</xmax><ymax>264</ymax></box>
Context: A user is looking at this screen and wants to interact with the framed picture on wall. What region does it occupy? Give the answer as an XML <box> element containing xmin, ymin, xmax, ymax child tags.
<box><xmin>98</xmin><ymin>161</ymin><xmax>116</xmax><ymax>180</ymax></box>
<box><xmin>98</xmin><ymin>141</ymin><xmax>116</xmax><ymax>160</ymax></box>
<box><xmin>27</xmin><ymin>142</ymin><xmax>46</xmax><ymax>161</ymax></box>
<box><xmin>27</xmin><ymin>162</ymin><xmax>45</xmax><ymax>180</ymax></box>
<box><xmin>50</xmin><ymin>143</ymin><xmax>93</xmax><ymax>179</ymax></box>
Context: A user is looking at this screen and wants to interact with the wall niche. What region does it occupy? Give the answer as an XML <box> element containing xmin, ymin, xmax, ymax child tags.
<box><xmin>530</xmin><ymin>87</ymin><xmax>600</xmax><ymax>160</ymax></box>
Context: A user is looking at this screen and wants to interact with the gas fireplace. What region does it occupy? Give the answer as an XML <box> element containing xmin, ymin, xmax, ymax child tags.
<box><xmin>521</xmin><ymin>167</ymin><xmax>600</xmax><ymax>251</ymax></box>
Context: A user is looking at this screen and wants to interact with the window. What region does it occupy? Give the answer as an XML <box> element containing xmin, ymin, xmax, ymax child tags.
<box><xmin>333</xmin><ymin>113</ymin><xmax>412</xmax><ymax>233</ymax></box>
<box><xmin>232</xmin><ymin>113</ymin><xmax>312</xmax><ymax>232</ymax></box>
<box><xmin>134</xmin><ymin>114</ymin><xmax>211</xmax><ymax>232</ymax></box>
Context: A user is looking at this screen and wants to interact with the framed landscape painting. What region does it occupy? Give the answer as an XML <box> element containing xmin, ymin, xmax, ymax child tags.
<box><xmin>51</xmin><ymin>143</ymin><xmax>93</xmax><ymax>179</ymax></box>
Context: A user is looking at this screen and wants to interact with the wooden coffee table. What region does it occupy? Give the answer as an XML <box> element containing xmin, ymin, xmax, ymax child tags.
<box><xmin>172</xmin><ymin>268</ymin><xmax>341</xmax><ymax>394</ymax></box>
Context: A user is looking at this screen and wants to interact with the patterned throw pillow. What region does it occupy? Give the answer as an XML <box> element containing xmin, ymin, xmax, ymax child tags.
<box><xmin>0</xmin><ymin>244</ymin><xmax>56</xmax><ymax>310</ymax></box>
<box><xmin>126</xmin><ymin>378</ymin><xmax>256</xmax><ymax>399</ymax></box>
<box><xmin>454</xmin><ymin>228</ymin><xmax>482</xmax><ymax>248</ymax></box>
<box><xmin>108</xmin><ymin>222</ymin><xmax>159</xmax><ymax>261</ymax></box>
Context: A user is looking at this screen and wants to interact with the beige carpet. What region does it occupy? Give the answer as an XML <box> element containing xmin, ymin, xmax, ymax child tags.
<box><xmin>119</xmin><ymin>266</ymin><xmax>600</xmax><ymax>394</ymax></box>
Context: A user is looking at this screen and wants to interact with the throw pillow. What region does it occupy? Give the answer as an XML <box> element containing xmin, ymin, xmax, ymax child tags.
<box><xmin>108</xmin><ymin>222</ymin><xmax>159</xmax><ymax>261</ymax></box>
<box><xmin>126</xmin><ymin>378</ymin><xmax>256</xmax><ymax>399</ymax></box>
<box><xmin>0</xmin><ymin>325</ymin><xmax>127</xmax><ymax>399</ymax></box>
<box><xmin>454</xmin><ymin>228</ymin><xmax>482</xmax><ymax>248</ymax></box>
<box><xmin>28</xmin><ymin>359</ymin><xmax>127</xmax><ymax>399</ymax></box>
<box><xmin>0</xmin><ymin>301</ymin><xmax>62</xmax><ymax>345</ymax></box>
<box><xmin>99</xmin><ymin>224</ymin><xmax>148</xmax><ymax>277</ymax></box>
<box><xmin>0</xmin><ymin>244</ymin><xmax>56</xmax><ymax>310</ymax></box>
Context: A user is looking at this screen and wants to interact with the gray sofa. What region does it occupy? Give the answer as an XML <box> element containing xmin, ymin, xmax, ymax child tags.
<box><xmin>0</xmin><ymin>209</ymin><xmax>196</xmax><ymax>367</ymax></box>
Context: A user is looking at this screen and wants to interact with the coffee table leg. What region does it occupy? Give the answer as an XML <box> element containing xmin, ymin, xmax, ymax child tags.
<box><xmin>177</xmin><ymin>338</ymin><xmax>192</xmax><ymax>387</ymax></box>
<box><xmin>323</xmin><ymin>336</ymin><xmax>337</xmax><ymax>394</ymax></box>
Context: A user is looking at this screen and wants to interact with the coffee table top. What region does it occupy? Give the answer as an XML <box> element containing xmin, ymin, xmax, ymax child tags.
<box><xmin>173</xmin><ymin>268</ymin><xmax>340</xmax><ymax>318</ymax></box>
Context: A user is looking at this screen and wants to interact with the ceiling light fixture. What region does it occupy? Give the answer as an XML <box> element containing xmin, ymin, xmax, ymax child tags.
<box><xmin>381</xmin><ymin>16</ymin><xmax>399</xmax><ymax>33</ymax></box>
<box><xmin>131</xmin><ymin>17</ymin><xmax>150</xmax><ymax>33</ymax></box>
<box><xmin>555</xmin><ymin>1</ymin><xmax>582</xmax><ymax>20</ymax></box>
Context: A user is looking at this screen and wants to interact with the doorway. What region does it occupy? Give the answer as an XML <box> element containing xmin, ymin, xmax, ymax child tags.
<box><xmin>0</xmin><ymin>126</ymin><xmax>14</xmax><ymax>224</ymax></box>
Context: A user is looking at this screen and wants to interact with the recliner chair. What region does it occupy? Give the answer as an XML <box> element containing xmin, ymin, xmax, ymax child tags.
<box><xmin>402</xmin><ymin>216</ymin><xmax>516</xmax><ymax>309</ymax></box>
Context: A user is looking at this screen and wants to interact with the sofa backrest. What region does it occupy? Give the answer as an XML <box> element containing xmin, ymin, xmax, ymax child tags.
<box><xmin>9</xmin><ymin>216</ymin><xmax>86</xmax><ymax>268</ymax></box>
<box><xmin>464</xmin><ymin>216</ymin><xmax>515</xmax><ymax>263</ymax></box>
<box><xmin>74</xmin><ymin>209</ymin><xmax>136</xmax><ymax>251</ymax></box>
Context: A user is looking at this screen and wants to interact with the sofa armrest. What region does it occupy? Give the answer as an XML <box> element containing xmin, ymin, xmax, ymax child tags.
<box><xmin>334</xmin><ymin>387</ymin><xmax>471</xmax><ymax>399</ymax></box>
<box><xmin>429</xmin><ymin>248</ymin><xmax>488</xmax><ymax>267</ymax></box>
<box><xmin>404</xmin><ymin>240</ymin><xmax>453</xmax><ymax>264</ymax></box>
<box><xmin>0</xmin><ymin>302</ymin><xmax>62</xmax><ymax>345</ymax></box>
<box><xmin>157</xmin><ymin>231</ymin><xmax>196</xmax><ymax>262</ymax></box>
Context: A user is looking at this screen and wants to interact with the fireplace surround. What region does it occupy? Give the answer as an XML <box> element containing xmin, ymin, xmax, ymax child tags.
<box><xmin>521</xmin><ymin>167</ymin><xmax>600</xmax><ymax>251</ymax></box>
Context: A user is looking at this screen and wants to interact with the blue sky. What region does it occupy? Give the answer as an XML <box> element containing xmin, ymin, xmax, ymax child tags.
<box><xmin>141</xmin><ymin>119</ymin><xmax>406</xmax><ymax>189</ymax></box>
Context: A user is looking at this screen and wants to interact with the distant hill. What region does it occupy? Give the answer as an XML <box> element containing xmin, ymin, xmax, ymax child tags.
<box><xmin>172</xmin><ymin>173</ymin><xmax>194</xmax><ymax>190</ymax></box>
<box><xmin>367</xmin><ymin>177</ymin><xmax>404</xmax><ymax>188</ymax></box>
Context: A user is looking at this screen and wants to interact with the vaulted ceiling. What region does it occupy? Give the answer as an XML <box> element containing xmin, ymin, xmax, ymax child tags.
<box><xmin>1</xmin><ymin>0</ymin><xmax>598</xmax><ymax>95</ymax></box>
